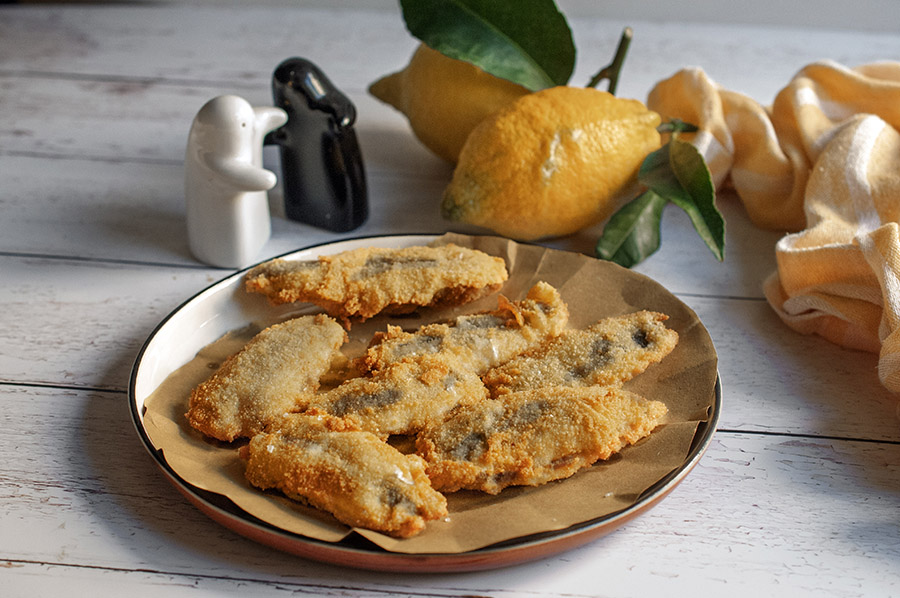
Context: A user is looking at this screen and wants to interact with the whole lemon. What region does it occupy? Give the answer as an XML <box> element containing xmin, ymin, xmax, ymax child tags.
<box><xmin>369</xmin><ymin>44</ymin><xmax>531</xmax><ymax>163</ymax></box>
<box><xmin>441</xmin><ymin>86</ymin><xmax>662</xmax><ymax>240</ymax></box>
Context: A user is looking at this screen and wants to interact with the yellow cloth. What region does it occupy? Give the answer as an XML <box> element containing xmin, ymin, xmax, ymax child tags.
<box><xmin>646</xmin><ymin>61</ymin><xmax>900</xmax><ymax>392</ymax></box>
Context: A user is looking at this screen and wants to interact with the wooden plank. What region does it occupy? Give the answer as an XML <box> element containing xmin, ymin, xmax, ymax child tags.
<box><xmin>558</xmin><ymin>0</ymin><xmax>900</xmax><ymax>32</ymax></box>
<box><xmin>0</xmin><ymin>75</ymin><xmax>447</xmax><ymax>178</ymax></box>
<box><xmin>0</xmin><ymin>155</ymin><xmax>456</xmax><ymax>265</ymax></box>
<box><xmin>2</xmin><ymin>253</ymin><xmax>897</xmax><ymax>440</ymax></box>
<box><xmin>2</xmin><ymin>6</ymin><xmax>899</xmax><ymax>103</ymax></box>
<box><xmin>687</xmin><ymin>295</ymin><xmax>900</xmax><ymax>443</ymax></box>
<box><xmin>2</xmin><ymin>385</ymin><xmax>898</xmax><ymax>596</ymax></box>
<box><xmin>0</xmin><ymin>149</ymin><xmax>779</xmax><ymax>296</ymax></box>
<box><xmin>0</xmin><ymin>5</ymin><xmax>411</xmax><ymax>90</ymax></box>
<box><xmin>0</xmin><ymin>257</ymin><xmax>217</xmax><ymax>389</ymax></box>
<box><xmin>3</xmin><ymin>562</ymin><xmax>430</xmax><ymax>598</ymax></box>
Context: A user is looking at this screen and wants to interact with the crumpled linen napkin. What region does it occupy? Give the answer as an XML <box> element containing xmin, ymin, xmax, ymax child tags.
<box><xmin>646</xmin><ymin>60</ymin><xmax>900</xmax><ymax>392</ymax></box>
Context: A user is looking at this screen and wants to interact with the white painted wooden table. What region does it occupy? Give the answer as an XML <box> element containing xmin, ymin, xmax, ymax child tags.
<box><xmin>2</xmin><ymin>3</ymin><xmax>899</xmax><ymax>597</ymax></box>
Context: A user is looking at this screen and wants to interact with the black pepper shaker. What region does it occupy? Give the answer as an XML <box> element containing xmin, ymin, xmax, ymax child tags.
<box><xmin>267</xmin><ymin>58</ymin><xmax>368</xmax><ymax>231</ymax></box>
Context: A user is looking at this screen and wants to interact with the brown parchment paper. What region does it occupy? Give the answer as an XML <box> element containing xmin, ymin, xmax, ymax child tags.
<box><xmin>142</xmin><ymin>233</ymin><xmax>718</xmax><ymax>555</ymax></box>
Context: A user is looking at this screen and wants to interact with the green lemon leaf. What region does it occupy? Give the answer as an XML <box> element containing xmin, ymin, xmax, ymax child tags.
<box><xmin>665</xmin><ymin>137</ymin><xmax>724</xmax><ymax>261</ymax></box>
<box><xmin>399</xmin><ymin>0</ymin><xmax>575</xmax><ymax>91</ymax></box>
<box><xmin>595</xmin><ymin>190</ymin><xmax>667</xmax><ymax>268</ymax></box>
<box><xmin>637</xmin><ymin>139</ymin><xmax>724</xmax><ymax>262</ymax></box>
<box><xmin>637</xmin><ymin>141</ymin><xmax>676</xmax><ymax>190</ymax></box>
<box><xmin>596</xmin><ymin>127</ymin><xmax>725</xmax><ymax>267</ymax></box>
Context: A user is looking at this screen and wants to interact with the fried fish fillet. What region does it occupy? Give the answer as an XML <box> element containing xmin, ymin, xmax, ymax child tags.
<box><xmin>244</xmin><ymin>243</ymin><xmax>508</xmax><ymax>321</ymax></box>
<box><xmin>415</xmin><ymin>386</ymin><xmax>668</xmax><ymax>494</ymax></box>
<box><xmin>185</xmin><ymin>314</ymin><xmax>347</xmax><ymax>442</ymax></box>
<box><xmin>243</xmin><ymin>413</ymin><xmax>448</xmax><ymax>538</ymax></box>
<box><xmin>356</xmin><ymin>281</ymin><xmax>569</xmax><ymax>375</ymax></box>
<box><xmin>301</xmin><ymin>355</ymin><xmax>489</xmax><ymax>437</ymax></box>
<box><xmin>290</xmin><ymin>283</ymin><xmax>568</xmax><ymax>438</ymax></box>
<box><xmin>483</xmin><ymin>311</ymin><xmax>679</xmax><ymax>397</ymax></box>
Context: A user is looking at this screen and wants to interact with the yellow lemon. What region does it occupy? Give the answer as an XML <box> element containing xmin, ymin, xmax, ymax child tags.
<box><xmin>369</xmin><ymin>44</ymin><xmax>531</xmax><ymax>163</ymax></box>
<box><xmin>441</xmin><ymin>86</ymin><xmax>662</xmax><ymax>240</ymax></box>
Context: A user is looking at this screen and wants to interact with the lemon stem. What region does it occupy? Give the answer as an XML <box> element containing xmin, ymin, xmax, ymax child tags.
<box><xmin>586</xmin><ymin>27</ymin><xmax>632</xmax><ymax>95</ymax></box>
<box><xmin>658</xmin><ymin>118</ymin><xmax>699</xmax><ymax>135</ymax></box>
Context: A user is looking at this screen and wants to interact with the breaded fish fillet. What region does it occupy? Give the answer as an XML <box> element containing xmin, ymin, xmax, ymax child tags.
<box><xmin>483</xmin><ymin>311</ymin><xmax>678</xmax><ymax>397</ymax></box>
<box><xmin>302</xmin><ymin>355</ymin><xmax>488</xmax><ymax>437</ymax></box>
<box><xmin>292</xmin><ymin>284</ymin><xmax>568</xmax><ymax>438</ymax></box>
<box><xmin>185</xmin><ymin>314</ymin><xmax>347</xmax><ymax>442</ymax></box>
<box><xmin>415</xmin><ymin>386</ymin><xmax>667</xmax><ymax>494</ymax></box>
<box><xmin>243</xmin><ymin>413</ymin><xmax>448</xmax><ymax>538</ymax></box>
<box><xmin>244</xmin><ymin>243</ymin><xmax>508</xmax><ymax>321</ymax></box>
<box><xmin>356</xmin><ymin>281</ymin><xmax>569</xmax><ymax>375</ymax></box>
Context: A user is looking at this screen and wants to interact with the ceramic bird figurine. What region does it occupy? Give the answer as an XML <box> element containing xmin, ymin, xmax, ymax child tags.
<box><xmin>184</xmin><ymin>94</ymin><xmax>287</xmax><ymax>268</ymax></box>
<box><xmin>267</xmin><ymin>57</ymin><xmax>368</xmax><ymax>232</ymax></box>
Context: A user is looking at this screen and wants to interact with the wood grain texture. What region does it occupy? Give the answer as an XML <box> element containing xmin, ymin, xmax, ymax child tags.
<box><xmin>2</xmin><ymin>386</ymin><xmax>898</xmax><ymax>597</ymax></box>
<box><xmin>1</xmin><ymin>3</ymin><xmax>899</xmax><ymax>596</ymax></box>
<box><xmin>4</xmin><ymin>248</ymin><xmax>897</xmax><ymax>439</ymax></box>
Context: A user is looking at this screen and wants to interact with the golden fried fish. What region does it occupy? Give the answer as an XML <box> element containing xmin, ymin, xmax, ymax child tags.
<box><xmin>302</xmin><ymin>355</ymin><xmax>488</xmax><ymax>437</ymax></box>
<box><xmin>356</xmin><ymin>281</ymin><xmax>569</xmax><ymax>375</ymax></box>
<box><xmin>243</xmin><ymin>413</ymin><xmax>448</xmax><ymax>538</ymax></box>
<box><xmin>244</xmin><ymin>243</ymin><xmax>508</xmax><ymax>321</ymax></box>
<box><xmin>415</xmin><ymin>386</ymin><xmax>668</xmax><ymax>494</ymax></box>
<box><xmin>483</xmin><ymin>311</ymin><xmax>678</xmax><ymax>397</ymax></box>
<box><xmin>185</xmin><ymin>314</ymin><xmax>347</xmax><ymax>442</ymax></box>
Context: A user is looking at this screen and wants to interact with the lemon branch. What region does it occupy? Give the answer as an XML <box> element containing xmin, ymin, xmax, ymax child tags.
<box><xmin>658</xmin><ymin>118</ymin><xmax>698</xmax><ymax>135</ymax></box>
<box><xmin>596</xmin><ymin>127</ymin><xmax>725</xmax><ymax>267</ymax></box>
<box><xmin>586</xmin><ymin>27</ymin><xmax>632</xmax><ymax>95</ymax></box>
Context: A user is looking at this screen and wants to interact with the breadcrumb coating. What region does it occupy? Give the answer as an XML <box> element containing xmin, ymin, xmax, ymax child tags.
<box><xmin>357</xmin><ymin>281</ymin><xmax>569</xmax><ymax>375</ymax></box>
<box><xmin>244</xmin><ymin>243</ymin><xmax>508</xmax><ymax>321</ymax></box>
<box><xmin>185</xmin><ymin>314</ymin><xmax>346</xmax><ymax>442</ymax></box>
<box><xmin>243</xmin><ymin>413</ymin><xmax>447</xmax><ymax>538</ymax></box>
<box><xmin>484</xmin><ymin>311</ymin><xmax>678</xmax><ymax>397</ymax></box>
<box><xmin>416</xmin><ymin>386</ymin><xmax>668</xmax><ymax>494</ymax></box>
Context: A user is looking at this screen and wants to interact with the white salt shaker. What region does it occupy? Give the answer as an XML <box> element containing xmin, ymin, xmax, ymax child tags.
<box><xmin>184</xmin><ymin>95</ymin><xmax>287</xmax><ymax>268</ymax></box>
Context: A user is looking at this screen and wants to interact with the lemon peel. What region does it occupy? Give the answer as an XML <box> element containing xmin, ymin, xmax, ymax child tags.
<box><xmin>441</xmin><ymin>86</ymin><xmax>662</xmax><ymax>241</ymax></box>
<box><xmin>369</xmin><ymin>44</ymin><xmax>531</xmax><ymax>163</ymax></box>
